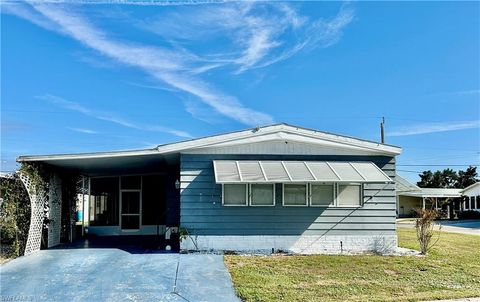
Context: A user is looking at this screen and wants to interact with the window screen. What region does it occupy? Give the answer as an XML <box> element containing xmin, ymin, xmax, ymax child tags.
<box><xmin>223</xmin><ymin>184</ymin><xmax>247</xmax><ymax>206</ymax></box>
<box><xmin>311</xmin><ymin>184</ymin><xmax>334</xmax><ymax>206</ymax></box>
<box><xmin>250</xmin><ymin>184</ymin><xmax>275</xmax><ymax>206</ymax></box>
<box><xmin>283</xmin><ymin>184</ymin><xmax>307</xmax><ymax>206</ymax></box>
<box><xmin>89</xmin><ymin>177</ymin><xmax>119</xmax><ymax>226</ymax></box>
<box><xmin>337</xmin><ymin>184</ymin><xmax>362</xmax><ymax>206</ymax></box>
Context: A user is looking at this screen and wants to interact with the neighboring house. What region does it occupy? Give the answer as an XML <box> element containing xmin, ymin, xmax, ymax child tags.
<box><xmin>461</xmin><ymin>182</ymin><xmax>480</xmax><ymax>212</ymax></box>
<box><xmin>17</xmin><ymin>123</ymin><xmax>401</xmax><ymax>254</ymax></box>
<box><xmin>396</xmin><ymin>176</ymin><xmax>479</xmax><ymax>218</ymax></box>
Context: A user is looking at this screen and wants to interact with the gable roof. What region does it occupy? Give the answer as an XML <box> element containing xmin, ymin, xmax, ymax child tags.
<box><xmin>154</xmin><ymin>123</ymin><xmax>402</xmax><ymax>155</ymax></box>
<box><xmin>462</xmin><ymin>182</ymin><xmax>480</xmax><ymax>195</ymax></box>
<box><xmin>395</xmin><ymin>174</ymin><xmax>421</xmax><ymax>192</ymax></box>
<box><xmin>17</xmin><ymin>123</ymin><xmax>401</xmax><ymax>163</ymax></box>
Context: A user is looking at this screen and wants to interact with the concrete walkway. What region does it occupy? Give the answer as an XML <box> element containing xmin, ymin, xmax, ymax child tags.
<box><xmin>0</xmin><ymin>249</ymin><xmax>240</xmax><ymax>302</ymax></box>
<box><xmin>397</xmin><ymin>219</ymin><xmax>480</xmax><ymax>236</ymax></box>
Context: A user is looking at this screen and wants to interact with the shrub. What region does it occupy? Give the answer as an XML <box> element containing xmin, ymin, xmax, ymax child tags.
<box><xmin>0</xmin><ymin>174</ymin><xmax>31</xmax><ymax>258</ymax></box>
<box><xmin>414</xmin><ymin>208</ymin><xmax>440</xmax><ymax>255</ymax></box>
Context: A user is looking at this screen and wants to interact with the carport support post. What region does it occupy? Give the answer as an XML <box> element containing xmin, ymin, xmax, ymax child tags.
<box><xmin>422</xmin><ymin>197</ymin><xmax>425</xmax><ymax>210</ymax></box>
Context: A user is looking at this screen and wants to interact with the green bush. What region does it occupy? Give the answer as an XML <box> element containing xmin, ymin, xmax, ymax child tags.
<box><xmin>0</xmin><ymin>174</ymin><xmax>31</xmax><ymax>258</ymax></box>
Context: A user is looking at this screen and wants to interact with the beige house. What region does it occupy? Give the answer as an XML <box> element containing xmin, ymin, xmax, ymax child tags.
<box><xmin>395</xmin><ymin>175</ymin><xmax>465</xmax><ymax>218</ymax></box>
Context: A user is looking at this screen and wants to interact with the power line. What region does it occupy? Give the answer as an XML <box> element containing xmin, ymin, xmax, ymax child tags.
<box><xmin>397</xmin><ymin>169</ymin><xmax>423</xmax><ymax>173</ymax></box>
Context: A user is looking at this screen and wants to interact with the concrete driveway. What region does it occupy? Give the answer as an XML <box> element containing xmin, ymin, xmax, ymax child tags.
<box><xmin>397</xmin><ymin>219</ymin><xmax>480</xmax><ymax>236</ymax></box>
<box><xmin>0</xmin><ymin>248</ymin><xmax>240</xmax><ymax>302</ymax></box>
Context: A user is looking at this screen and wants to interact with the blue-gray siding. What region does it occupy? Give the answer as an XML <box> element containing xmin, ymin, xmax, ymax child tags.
<box><xmin>180</xmin><ymin>154</ymin><xmax>396</xmax><ymax>236</ymax></box>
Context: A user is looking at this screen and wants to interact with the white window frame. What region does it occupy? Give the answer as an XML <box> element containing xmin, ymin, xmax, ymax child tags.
<box><xmin>309</xmin><ymin>183</ymin><xmax>336</xmax><ymax>207</ymax></box>
<box><xmin>222</xmin><ymin>183</ymin><xmax>248</xmax><ymax>207</ymax></box>
<box><xmin>335</xmin><ymin>183</ymin><xmax>363</xmax><ymax>208</ymax></box>
<box><xmin>249</xmin><ymin>183</ymin><xmax>276</xmax><ymax>207</ymax></box>
<box><xmin>282</xmin><ymin>183</ymin><xmax>308</xmax><ymax>207</ymax></box>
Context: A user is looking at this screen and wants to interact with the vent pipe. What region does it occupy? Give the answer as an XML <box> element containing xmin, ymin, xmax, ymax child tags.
<box><xmin>380</xmin><ymin>117</ymin><xmax>385</xmax><ymax>144</ymax></box>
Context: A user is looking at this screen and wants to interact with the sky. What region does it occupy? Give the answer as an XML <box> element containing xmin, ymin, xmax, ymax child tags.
<box><xmin>1</xmin><ymin>0</ymin><xmax>479</xmax><ymax>183</ymax></box>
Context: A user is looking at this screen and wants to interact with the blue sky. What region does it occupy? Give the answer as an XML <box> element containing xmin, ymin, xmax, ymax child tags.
<box><xmin>1</xmin><ymin>1</ymin><xmax>479</xmax><ymax>182</ymax></box>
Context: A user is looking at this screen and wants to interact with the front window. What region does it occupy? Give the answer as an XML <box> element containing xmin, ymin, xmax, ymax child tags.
<box><xmin>223</xmin><ymin>184</ymin><xmax>247</xmax><ymax>206</ymax></box>
<box><xmin>250</xmin><ymin>184</ymin><xmax>275</xmax><ymax>206</ymax></box>
<box><xmin>310</xmin><ymin>184</ymin><xmax>334</xmax><ymax>206</ymax></box>
<box><xmin>283</xmin><ymin>184</ymin><xmax>307</xmax><ymax>206</ymax></box>
<box><xmin>337</xmin><ymin>184</ymin><xmax>362</xmax><ymax>207</ymax></box>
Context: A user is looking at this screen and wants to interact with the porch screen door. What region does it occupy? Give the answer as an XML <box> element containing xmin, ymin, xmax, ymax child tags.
<box><xmin>121</xmin><ymin>191</ymin><xmax>140</xmax><ymax>229</ymax></box>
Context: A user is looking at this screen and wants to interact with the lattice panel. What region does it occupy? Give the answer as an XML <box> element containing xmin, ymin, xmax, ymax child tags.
<box><xmin>48</xmin><ymin>174</ymin><xmax>62</xmax><ymax>248</ymax></box>
<box><xmin>19</xmin><ymin>173</ymin><xmax>47</xmax><ymax>256</ymax></box>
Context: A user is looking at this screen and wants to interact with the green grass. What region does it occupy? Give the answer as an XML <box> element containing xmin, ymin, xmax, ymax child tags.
<box><xmin>225</xmin><ymin>229</ymin><xmax>480</xmax><ymax>302</ymax></box>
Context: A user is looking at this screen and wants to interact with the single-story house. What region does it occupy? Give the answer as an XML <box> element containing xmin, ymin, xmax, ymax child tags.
<box><xmin>17</xmin><ymin>123</ymin><xmax>401</xmax><ymax>255</ymax></box>
<box><xmin>461</xmin><ymin>182</ymin><xmax>480</xmax><ymax>211</ymax></box>
<box><xmin>396</xmin><ymin>176</ymin><xmax>479</xmax><ymax>218</ymax></box>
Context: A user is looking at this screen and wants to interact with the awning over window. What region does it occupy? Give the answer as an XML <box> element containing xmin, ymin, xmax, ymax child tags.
<box><xmin>213</xmin><ymin>161</ymin><xmax>393</xmax><ymax>183</ymax></box>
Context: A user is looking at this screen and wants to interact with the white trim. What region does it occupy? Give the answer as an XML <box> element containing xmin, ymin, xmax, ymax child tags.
<box><xmin>309</xmin><ymin>183</ymin><xmax>335</xmax><ymax>207</ymax></box>
<box><xmin>304</xmin><ymin>161</ymin><xmax>317</xmax><ymax>181</ymax></box>
<box><xmin>282</xmin><ymin>183</ymin><xmax>308</xmax><ymax>207</ymax></box>
<box><xmin>325</xmin><ymin>162</ymin><xmax>342</xmax><ymax>181</ymax></box>
<box><xmin>222</xmin><ymin>183</ymin><xmax>248</xmax><ymax>207</ymax></box>
<box><xmin>249</xmin><ymin>183</ymin><xmax>276</xmax><ymax>207</ymax></box>
<box><xmin>258</xmin><ymin>161</ymin><xmax>268</xmax><ymax>182</ymax></box>
<box><xmin>349</xmin><ymin>162</ymin><xmax>367</xmax><ymax>181</ymax></box>
<box><xmin>213</xmin><ymin>160</ymin><xmax>219</xmax><ymax>183</ymax></box>
<box><xmin>281</xmin><ymin>161</ymin><xmax>293</xmax><ymax>181</ymax></box>
<box><xmin>235</xmin><ymin>161</ymin><xmax>243</xmax><ymax>182</ymax></box>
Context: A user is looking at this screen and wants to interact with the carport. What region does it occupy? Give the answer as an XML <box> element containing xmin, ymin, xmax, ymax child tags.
<box><xmin>17</xmin><ymin>149</ymin><xmax>182</xmax><ymax>254</ymax></box>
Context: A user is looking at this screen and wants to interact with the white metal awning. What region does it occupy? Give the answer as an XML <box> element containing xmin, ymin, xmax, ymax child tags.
<box><xmin>213</xmin><ymin>161</ymin><xmax>393</xmax><ymax>183</ymax></box>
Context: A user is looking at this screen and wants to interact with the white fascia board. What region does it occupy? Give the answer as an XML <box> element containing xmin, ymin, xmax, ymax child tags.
<box><xmin>157</xmin><ymin>124</ymin><xmax>402</xmax><ymax>156</ymax></box>
<box><xmin>17</xmin><ymin>149</ymin><xmax>159</xmax><ymax>162</ymax></box>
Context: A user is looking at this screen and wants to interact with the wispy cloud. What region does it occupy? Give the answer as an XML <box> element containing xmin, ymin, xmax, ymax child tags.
<box><xmin>388</xmin><ymin>120</ymin><xmax>480</xmax><ymax>136</ymax></box>
<box><xmin>39</xmin><ymin>94</ymin><xmax>193</xmax><ymax>138</ymax></box>
<box><xmin>141</xmin><ymin>2</ymin><xmax>354</xmax><ymax>74</ymax></box>
<box><xmin>10</xmin><ymin>2</ymin><xmax>274</xmax><ymax>125</ymax></box>
<box><xmin>5</xmin><ymin>2</ymin><xmax>353</xmax><ymax>125</ymax></box>
<box><xmin>68</xmin><ymin>127</ymin><xmax>98</xmax><ymax>134</ymax></box>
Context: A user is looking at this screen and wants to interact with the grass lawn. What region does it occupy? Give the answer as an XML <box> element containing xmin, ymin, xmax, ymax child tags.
<box><xmin>225</xmin><ymin>229</ymin><xmax>480</xmax><ymax>302</ymax></box>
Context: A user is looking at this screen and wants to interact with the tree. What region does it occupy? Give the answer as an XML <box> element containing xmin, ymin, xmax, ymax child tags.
<box><xmin>457</xmin><ymin>166</ymin><xmax>478</xmax><ymax>188</ymax></box>
<box><xmin>417</xmin><ymin>166</ymin><xmax>478</xmax><ymax>188</ymax></box>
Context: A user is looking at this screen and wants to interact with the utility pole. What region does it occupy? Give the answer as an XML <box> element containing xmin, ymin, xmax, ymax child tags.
<box><xmin>380</xmin><ymin>117</ymin><xmax>385</xmax><ymax>144</ymax></box>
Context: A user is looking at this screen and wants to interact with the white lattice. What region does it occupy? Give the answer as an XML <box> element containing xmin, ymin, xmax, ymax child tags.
<box><xmin>48</xmin><ymin>174</ymin><xmax>62</xmax><ymax>248</ymax></box>
<box><xmin>19</xmin><ymin>173</ymin><xmax>47</xmax><ymax>255</ymax></box>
